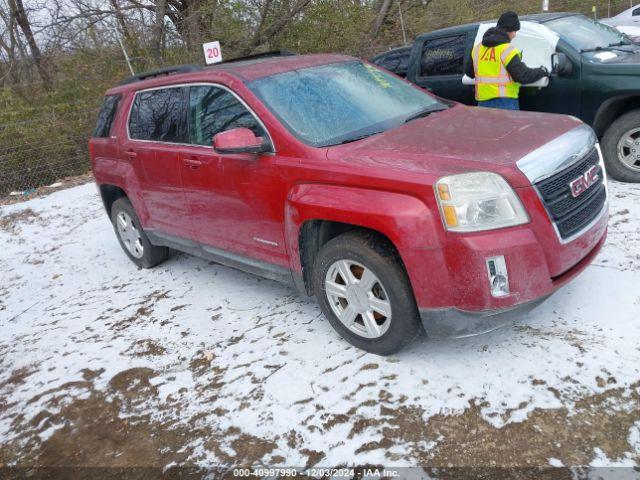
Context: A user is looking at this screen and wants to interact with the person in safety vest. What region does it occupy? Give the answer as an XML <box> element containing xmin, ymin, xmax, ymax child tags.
<box><xmin>464</xmin><ymin>11</ymin><xmax>549</xmax><ymax>110</ymax></box>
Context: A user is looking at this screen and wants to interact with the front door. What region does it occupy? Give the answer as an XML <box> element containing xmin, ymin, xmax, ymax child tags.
<box><xmin>519</xmin><ymin>46</ymin><xmax>582</xmax><ymax>118</ymax></box>
<box><xmin>412</xmin><ymin>33</ymin><xmax>475</xmax><ymax>105</ymax></box>
<box><xmin>180</xmin><ymin>84</ymin><xmax>288</xmax><ymax>267</ymax></box>
<box><xmin>123</xmin><ymin>86</ymin><xmax>193</xmax><ymax>240</ymax></box>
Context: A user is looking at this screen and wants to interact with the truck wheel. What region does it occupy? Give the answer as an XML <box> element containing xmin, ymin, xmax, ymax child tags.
<box><xmin>110</xmin><ymin>197</ymin><xmax>169</xmax><ymax>268</ymax></box>
<box><xmin>602</xmin><ymin>110</ymin><xmax>640</xmax><ymax>182</ymax></box>
<box><xmin>312</xmin><ymin>231</ymin><xmax>422</xmax><ymax>355</ymax></box>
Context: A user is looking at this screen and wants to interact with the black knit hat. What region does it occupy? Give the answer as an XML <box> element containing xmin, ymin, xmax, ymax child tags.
<box><xmin>497</xmin><ymin>11</ymin><xmax>521</xmax><ymax>32</ymax></box>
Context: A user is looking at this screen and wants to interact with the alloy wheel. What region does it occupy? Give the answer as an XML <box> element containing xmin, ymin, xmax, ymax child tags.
<box><xmin>324</xmin><ymin>259</ymin><xmax>392</xmax><ymax>339</ymax></box>
<box><xmin>116</xmin><ymin>211</ymin><xmax>144</xmax><ymax>259</ymax></box>
<box><xmin>618</xmin><ymin>127</ymin><xmax>640</xmax><ymax>172</ymax></box>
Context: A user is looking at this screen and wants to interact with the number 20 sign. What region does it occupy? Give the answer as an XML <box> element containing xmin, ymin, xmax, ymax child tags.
<box><xmin>202</xmin><ymin>41</ymin><xmax>222</xmax><ymax>65</ymax></box>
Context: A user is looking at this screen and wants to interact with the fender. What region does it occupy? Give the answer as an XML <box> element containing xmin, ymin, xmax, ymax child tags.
<box><xmin>284</xmin><ymin>183</ymin><xmax>444</xmax><ymax>275</ymax></box>
<box><xmin>93</xmin><ymin>158</ymin><xmax>150</xmax><ymax>226</ymax></box>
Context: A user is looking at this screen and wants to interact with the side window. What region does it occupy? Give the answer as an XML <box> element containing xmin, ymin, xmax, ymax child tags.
<box><xmin>128</xmin><ymin>87</ymin><xmax>187</xmax><ymax>143</ymax></box>
<box><xmin>633</xmin><ymin>7</ymin><xmax>640</xmax><ymax>16</ymax></box>
<box><xmin>396</xmin><ymin>51</ymin><xmax>411</xmax><ymax>77</ymax></box>
<box><xmin>375</xmin><ymin>49</ymin><xmax>411</xmax><ymax>77</ymax></box>
<box><xmin>420</xmin><ymin>35</ymin><xmax>466</xmax><ymax>77</ymax></box>
<box><xmin>93</xmin><ymin>94</ymin><xmax>121</xmax><ymax>138</ymax></box>
<box><xmin>188</xmin><ymin>85</ymin><xmax>266</xmax><ymax>146</ymax></box>
<box><xmin>377</xmin><ymin>53</ymin><xmax>401</xmax><ymax>72</ymax></box>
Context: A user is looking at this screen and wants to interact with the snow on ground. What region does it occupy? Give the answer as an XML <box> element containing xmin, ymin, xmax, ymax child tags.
<box><xmin>0</xmin><ymin>180</ymin><xmax>639</xmax><ymax>470</ymax></box>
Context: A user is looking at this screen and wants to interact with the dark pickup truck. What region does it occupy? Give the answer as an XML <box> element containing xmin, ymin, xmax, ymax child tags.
<box><xmin>372</xmin><ymin>12</ymin><xmax>640</xmax><ymax>182</ymax></box>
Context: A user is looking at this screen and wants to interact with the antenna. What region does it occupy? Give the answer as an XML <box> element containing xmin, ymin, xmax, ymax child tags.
<box><xmin>397</xmin><ymin>0</ymin><xmax>408</xmax><ymax>46</ymax></box>
<box><xmin>113</xmin><ymin>27</ymin><xmax>135</xmax><ymax>76</ymax></box>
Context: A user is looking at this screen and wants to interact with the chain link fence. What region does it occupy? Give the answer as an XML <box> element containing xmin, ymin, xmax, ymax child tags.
<box><xmin>0</xmin><ymin>108</ymin><xmax>98</xmax><ymax>197</ymax></box>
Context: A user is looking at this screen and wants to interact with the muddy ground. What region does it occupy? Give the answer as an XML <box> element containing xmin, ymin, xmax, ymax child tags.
<box><xmin>1</xmin><ymin>181</ymin><xmax>639</xmax><ymax>479</ymax></box>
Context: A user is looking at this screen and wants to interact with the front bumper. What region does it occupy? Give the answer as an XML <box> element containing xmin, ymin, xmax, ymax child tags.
<box><xmin>417</xmin><ymin>227</ymin><xmax>607</xmax><ymax>338</ymax></box>
<box><xmin>419</xmin><ymin>295</ymin><xmax>549</xmax><ymax>338</ymax></box>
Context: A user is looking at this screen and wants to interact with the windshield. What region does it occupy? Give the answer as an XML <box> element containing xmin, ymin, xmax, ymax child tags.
<box><xmin>546</xmin><ymin>15</ymin><xmax>630</xmax><ymax>51</ymax></box>
<box><xmin>248</xmin><ymin>61</ymin><xmax>445</xmax><ymax>147</ymax></box>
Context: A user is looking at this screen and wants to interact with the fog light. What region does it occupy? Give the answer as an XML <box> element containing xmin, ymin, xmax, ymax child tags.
<box><xmin>486</xmin><ymin>256</ymin><xmax>509</xmax><ymax>297</ymax></box>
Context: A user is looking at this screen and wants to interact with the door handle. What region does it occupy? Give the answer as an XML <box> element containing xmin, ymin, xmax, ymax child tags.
<box><xmin>183</xmin><ymin>158</ymin><xmax>204</xmax><ymax>168</ymax></box>
<box><xmin>125</xmin><ymin>149</ymin><xmax>137</xmax><ymax>159</ymax></box>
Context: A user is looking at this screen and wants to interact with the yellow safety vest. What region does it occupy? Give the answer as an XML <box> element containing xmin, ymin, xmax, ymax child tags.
<box><xmin>472</xmin><ymin>43</ymin><xmax>520</xmax><ymax>101</ymax></box>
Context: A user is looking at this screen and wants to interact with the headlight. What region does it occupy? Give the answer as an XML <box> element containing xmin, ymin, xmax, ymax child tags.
<box><xmin>435</xmin><ymin>172</ymin><xmax>529</xmax><ymax>232</ymax></box>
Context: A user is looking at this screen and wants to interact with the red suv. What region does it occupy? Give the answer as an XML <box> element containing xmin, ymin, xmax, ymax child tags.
<box><xmin>89</xmin><ymin>52</ymin><xmax>608</xmax><ymax>354</ymax></box>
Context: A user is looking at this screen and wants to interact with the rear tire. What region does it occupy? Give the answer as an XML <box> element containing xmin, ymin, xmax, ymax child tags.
<box><xmin>312</xmin><ymin>231</ymin><xmax>422</xmax><ymax>355</ymax></box>
<box><xmin>110</xmin><ymin>197</ymin><xmax>169</xmax><ymax>268</ymax></box>
<box><xmin>601</xmin><ymin>110</ymin><xmax>640</xmax><ymax>182</ymax></box>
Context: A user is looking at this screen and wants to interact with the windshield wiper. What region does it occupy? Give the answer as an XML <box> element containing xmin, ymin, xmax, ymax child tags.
<box><xmin>608</xmin><ymin>41</ymin><xmax>633</xmax><ymax>47</ymax></box>
<box><xmin>404</xmin><ymin>106</ymin><xmax>448</xmax><ymax>124</ymax></box>
<box><xmin>338</xmin><ymin>131</ymin><xmax>383</xmax><ymax>145</ymax></box>
<box><xmin>581</xmin><ymin>42</ymin><xmax>634</xmax><ymax>53</ymax></box>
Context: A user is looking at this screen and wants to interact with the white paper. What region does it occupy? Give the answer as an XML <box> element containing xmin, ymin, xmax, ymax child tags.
<box><xmin>593</xmin><ymin>51</ymin><xmax>618</xmax><ymax>61</ymax></box>
<box><xmin>202</xmin><ymin>40</ymin><xmax>223</xmax><ymax>65</ymax></box>
<box><xmin>473</xmin><ymin>21</ymin><xmax>559</xmax><ymax>78</ymax></box>
<box><xmin>462</xmin><ymin>74</ymin><xmax>548</xmax><ymax>87</ymax></box>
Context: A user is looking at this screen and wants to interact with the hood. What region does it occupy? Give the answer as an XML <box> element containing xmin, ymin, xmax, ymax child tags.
<box><xmin>588</xmin><ymin>49</ymin><xmax>640</xmax><ymax>65</ymax></box>
<box><xmin>583</xmin><ymin>47</ymin><xmax>640</xmax><ymax>75</ymax></box>
<box><xmin>482</xmin><ymin>27</ymin><xmax>511</xmax><ymax>48</ymax></box>
<box><xmin>325</xmin><ymin>105</ymin><xmax>583</xmax><ymax>188</ymax></box>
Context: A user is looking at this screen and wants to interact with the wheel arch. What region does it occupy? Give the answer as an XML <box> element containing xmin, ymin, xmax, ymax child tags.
<box><xmin>298</xmin><ymin>220</ymin><xmax>405</xmax><ymax>296</ymax></box>
<box><xmin>593</xmin><ymin>95</ymin><xmax>640</xmax><ymax>137</ymax></box>
<box><xmin>284</xmin><ymin>183</ymin><xmax>443</xmax><ymax>296</ymax></box>
<box><xmin>99</xmin><ymin>184</ymin><xmax>128</xmax><ymax>217</ymax></box>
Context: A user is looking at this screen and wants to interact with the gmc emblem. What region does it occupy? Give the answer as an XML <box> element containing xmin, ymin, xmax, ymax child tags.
<box><xmin>569</xmin><ymin>165</ymin><xmax>599</xmax><ymax>198</ymax></box>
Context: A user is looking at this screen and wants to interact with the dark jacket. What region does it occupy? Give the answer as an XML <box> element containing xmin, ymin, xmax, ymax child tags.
<box><xmin>465</xmin><ymin>27</ymin><xmax>547</xmax><ymax>86</ymax></box>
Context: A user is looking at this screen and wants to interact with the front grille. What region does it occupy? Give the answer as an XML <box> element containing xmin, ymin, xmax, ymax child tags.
<box><xmin>535</xmin><ymin>147</ymin><xmax>606</xmax><ymax>240</ymax></box>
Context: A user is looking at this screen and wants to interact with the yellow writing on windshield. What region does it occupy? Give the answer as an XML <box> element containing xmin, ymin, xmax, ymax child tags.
<box><xmin>365</xmin><ymin>63</ymin><xmax>392</xmax><ymax>89</ymax></box>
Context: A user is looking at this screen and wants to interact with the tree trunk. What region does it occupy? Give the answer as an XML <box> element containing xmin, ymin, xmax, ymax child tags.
<box><xmin>109</xmin><ymin>0</ymin><xmax>134</xmax><ymax>45</ymax></box>
<box><xmin>370</xmin><ymin>0</ymin><xmax>393</xmax><ymax>40</ymax></box>
<box><xmin>7</xmin><ymin>0</ymin><xmax>52</xmax><ymax>88</ymax></box>
<box><xmin>152</xmin><ymin>0</ymin><xmax>167</xmax><ymax>62</ymax></box>
<box><xmin>241</xmin><ymin>0</ymin><xmax>311</xmax><ymax>55</ymax></box>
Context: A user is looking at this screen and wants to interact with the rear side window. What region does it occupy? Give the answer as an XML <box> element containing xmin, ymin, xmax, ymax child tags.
<box><xmin>128</xmin><ymin>87</ymin><xmax>187</xmax><ymax>143</ymax></box>
<box><xmin>420</xmin><ymin>35</ymin><xmax>466</xmax><ymax>77</ymax></box>
<box><xmin>93</xmin><ymin>94</ymin><xmax>121</xmax><ymax>138</ymax></box>
<box><xmin>188</xmin><ymin>85</ymin><xmax>266</xmax><ymax>146</ymax></box>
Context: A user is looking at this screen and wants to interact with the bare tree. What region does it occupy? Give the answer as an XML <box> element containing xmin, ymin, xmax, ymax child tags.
<box><xmin>7</xmin><ymin>0</ymin><xmax>52</xmax><ymax>88</ymax></box>
<box><xmin>370</xmin><ymin>0</ymin><xmax>393</xmax><ymax>40</ymax></box>
<box><xmin>109</xmin><ymin>0</ymin><xmax>135</xmax><ymax>45</ymax></box>
<box><xmin>239</xmin><ymin>0</ymin><xmax>313</xmax><ymax>55</ymax></box>
<box><xmin>151</xmin><ymin>0</ymin><xmax>166</xmax><ymax>61</ymax></box>
<box><xmin>0</xmin><ymin>2</ymin><xmax>21</xmax><ymax>85</ymax></box>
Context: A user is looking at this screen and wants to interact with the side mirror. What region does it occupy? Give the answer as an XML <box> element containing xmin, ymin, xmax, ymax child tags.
<box><xmin>213</xmin><ymin>127</ymin><xmax>270</xmax><ymax>154</ymax></box>
<box><xmin>551</xmin><ymin>52</ymin><xmax>573</xmax><ymax>76</ymax></box>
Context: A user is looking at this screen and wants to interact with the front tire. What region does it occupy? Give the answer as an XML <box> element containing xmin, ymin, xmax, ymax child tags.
<box><xmin>601</xmin><ymin>110</ymin><xmax>640</xmax><ymax>182</ymax></box>
<box><xmin>312</xmin><ymin>231</ymin><xmax>422</xmax><ymax>355</ymax></box>
<box><xmin>110</xmin><ymin>197</ymin><xmax>169</xmax><ymax>268</ymax></box>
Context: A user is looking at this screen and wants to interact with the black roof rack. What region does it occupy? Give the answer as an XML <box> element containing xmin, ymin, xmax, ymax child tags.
<box><xmin>219</xmin><ymin>50</ymin><xmax>297</xmax><ymax>65</ymax></box>
<box><xmin>120</xmin><ymin>64</ymin><xmax>202</xmax><ymax>85</ymax></box>
<box><xmin>119</xmin><ymin>52</ymin><xmax>297</xmax><ymax>85</ymax></box>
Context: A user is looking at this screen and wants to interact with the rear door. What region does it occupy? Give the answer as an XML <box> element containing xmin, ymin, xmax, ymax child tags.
<box><xmin>122</xmin><ymin>86</ymin><xmax>193</xmax><ymax>239</ymax></box>
<box><xmin>412</xmin><ymin>32</ymin><xmax>475</xmax><ymax>104</ymax></box>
